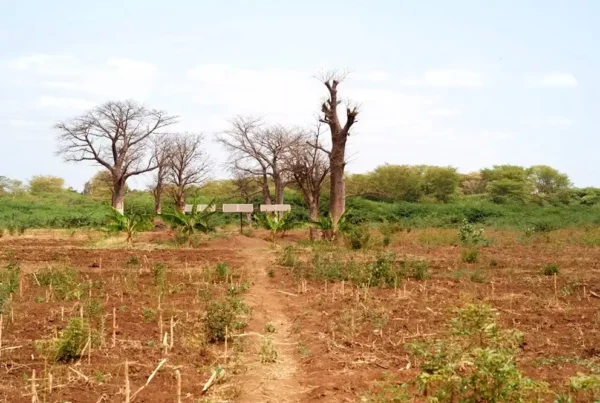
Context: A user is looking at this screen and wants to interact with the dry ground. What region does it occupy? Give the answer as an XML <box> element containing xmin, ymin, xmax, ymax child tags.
<box><xmin>0</xmin><ymin>228</ymin><xmax>599</xmax><ymax>402</ymax></box>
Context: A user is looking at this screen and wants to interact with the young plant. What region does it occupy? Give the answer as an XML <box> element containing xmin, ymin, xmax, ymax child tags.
<box><xmin>105</xmin><ymin>209</ymin><xmax>150</xmax><ymax>245</ymax></box>
<box><xmin>408</xmin><ymin>304</ymin><xmax>547</xmax><ymax>401</ymax></box>
<box><xmin>162</xmin><ymin>200</ymin><xmax>216</xmax><ymax>245</ymax></box>
<box><xmin>255</xmin><ymin>212</ymin><xmax>300</xmax><ymax>241</ymax></box>
<box><xmin>54</xmin><ymin>318</ymin><xmax>90</xmax><ymax>362</ymax></box>
<box><xmin>541</xmin><ymin>263</ymin><xmax>559</xmax><ymax>276</ymax></box>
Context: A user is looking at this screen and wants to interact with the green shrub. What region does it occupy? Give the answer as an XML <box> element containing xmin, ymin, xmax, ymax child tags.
<box><xmin>401</xmin><ymin>258</ymin><xmax>429</xmax><ymax>280</ymax></box>
<box><xmin>408</xmin><ymin>304</ymin><xmax>546</xmax><ymax>402</ymax></box>
<box><xmin>36</xmin><ymin>266</ymin><xmax>83</xmax><ymax>300</ymax></box>
<box><xmin>54</xmin><ymin>318</ymin><xmax>89</xmax><ymax>362</ymax></box>
<box><xmin>0</xmin><ymin>262</ymin><xmax>20</xmax><ymax>313</ymax></box>
<box><xmin>204</xmin><ymin>298</ymin><xmax>249</xmax><ymax>343</ymax></box>
<box><xmin>216</xmin><ymin>262</ymin><xmax>228</xmax><ymax>279</ymax></box>
<box><xmin>458</xmin><ymin>219</ymin><xmax>486</xmax><ymax>246</ymax></box>
<box><xmin>152</xmin><ymin>263</ymin><xmax>167</xmax><ymax>296</ymax></box>
<box><xmin>346</xmin><ymin>226</ymin><xmax>371</xmax><ymax>250</ymax></box>
<box><xmin>278</xmin><ymin>245</ymin><xmax>297</xmax><ymax>268</ymax></box>
<box><xmin>311</xmin><ymin>252</ymin><xmax>346</xmax><ymax>282</ymax></box>
<box><xmin>461</xmin><ymin>248</ymin><xmax>479</xmax><ymax>263</ymax></box>
<box><xmin>143</xmin><ymin>307</ymin><xmax>157</xmax><ymax>323</ymax></box>
<box><xmin>205</xmin><ymin>300</ymin><xmax>235</xmax><ymax>342</ymax></box>
<box><xmin>369</xmin><ymin>251</ymin><xmax>398</xmax><ymax>287</ymax></box>
<box><xmin>541</xmin><ymin>263</ymin><xmax>559</xmax><ymax>276</ymax></box>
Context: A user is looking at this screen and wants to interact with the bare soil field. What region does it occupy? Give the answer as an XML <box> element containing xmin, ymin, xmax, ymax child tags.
<box><xmin>0</xmin><ymin>228</ymin><xmax>599</xmax><ymax>402</ymax></box>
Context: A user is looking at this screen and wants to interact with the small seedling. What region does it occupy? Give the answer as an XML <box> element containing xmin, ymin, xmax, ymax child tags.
<box><xmin>267</xmin><ymin>268</ymin><xmax>275</xmax><ymax>278</ymax></box>
<box><xmin>260</xmin><ymin>338</ymin><xmax>278</xmax><ymax>363</ymax></box>
<box><xmin>264</xmin><ymin>323</ymin><xmax>276</xmax><ymax>333</ymax></box>
<box><xmin>541</xmin><ymin>264</ymin><xmax>559</xmax><ymax>276</ymax></box>
<box><xmin>216</xmin><ymin>262</ymin><xmax>228</xmax><ymax>279</ymax></box>
<box><xmin>462</xmin><ymin>248</ymin><xmax>479</xmax><ymax>263</ymax></box>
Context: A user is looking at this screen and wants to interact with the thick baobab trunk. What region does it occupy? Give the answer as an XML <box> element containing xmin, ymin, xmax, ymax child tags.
<box><xmin>112</xmin><ymin>179</ymin><xmax>126</xmax><ymax>214</ymax></box>
<box><xmin>329</xmin><ymin>145</ymin><xmax>346</xmax><ymax>228</ymax></box>
<box><xmin>175</xmin><ymin>192</ymin><xmax>186</xmax><ymax>213</ymax></box>
<box><xmin>154</xmin><ymin>190</ymin><xmax>163</xmax><ymax>215</ymax></box>
<box><xmin>261</xmin><ymin>171</ymin><xmax>272</xmax><ymax>204</ymax></box>
<box><xmin>308</xmin><ymin>198</ymin><xmax>320</xmax><ymax>241</ymax></box>
<box><xmin>274</xmin><ymin>176</ymin><xmax>285</xmax><ymax>205</ymax></box>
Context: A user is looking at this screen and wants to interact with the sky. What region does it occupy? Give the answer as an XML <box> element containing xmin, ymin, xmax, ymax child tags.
<box><xmin>0</xmin><ymin>0</ymin><xmax>598</xmax><ymax>190</ymax></box>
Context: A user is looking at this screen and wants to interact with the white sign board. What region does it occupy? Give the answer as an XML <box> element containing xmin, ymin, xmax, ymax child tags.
<box><xmin>184</xmin><ymin>204</ymin><xmax>216</xmax><ymax>214</ymax></box>
<box><xmin>222</xmin><ymin>204</ymin><xmax>254</xmax><ymax>213</ymax></box>
<box><xmin>260</xmin><ymin>204</ymin><xmax>291</xmax><ymax>212</ymax></box>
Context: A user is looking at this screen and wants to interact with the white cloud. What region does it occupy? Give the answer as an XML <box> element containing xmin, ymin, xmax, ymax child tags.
<box><xmin>480</xmin><ymin>130</ymin><xmax>514</xmax><ymax>141</ymax></box>
<box><xmin>428</xmin><ymin>108</ymin><xmax>462</xmax><ymax>117</ymax></box>
<box><xmin>36</xmin><ymin>96</ymin><xmax>95</xmax><ymax>110</ymax></box>
<box><xmin>531</xmin><ymin>116</ymin><xmax>573</xmax><ymax>127</ymax></box>
<box><xmin>529</xmin><ymin>73</ymin><xmax>578</xmax><ymax>88</ymax></box>
<box><xmin>8</xmin><ymin>54</ymin><xmax>159</xmax><ymax>99</ymax></box>
<box><xmin>351</xmin><ymin>70</ymin><xmax>390</xmax><ymax>82</ymax></box>
<box><xmin>398</xmin><ymin>69</ymin><xmax>483</xmax><ymax>88</ymax></box>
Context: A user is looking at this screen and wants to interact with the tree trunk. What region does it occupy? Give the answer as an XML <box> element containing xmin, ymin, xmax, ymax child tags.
<box><xmin>154</xmin><ymin>189</ymin><xmax>163</xmax><ymax>215</ymax></box>
<box><xmin>175</xmin><ymin>192</ymin><xmax>186</xmax><ymax>213</ymax></box>
<box><xmin>329</xmin><ymin>145</ymin><xmax>346</xmax><ymax>229</ymax></box>
<box><xmin>274</xmin><ymin>176</ymin><xmax>285</xmax><ymax>205</ymax></box>
<box><xmin>308</xmin><ymin>199</ymin><xmax>320</xmax><ymax>241</ymax></box>
<box><xmin>112</xmin><ymin>179</ymin><xmax>126</xmax><ymax>214</ymax></box>
<box><xmin>261</xmin><ymin>171</ymin><xmax>272</xmax><ymax>204</ymax></box>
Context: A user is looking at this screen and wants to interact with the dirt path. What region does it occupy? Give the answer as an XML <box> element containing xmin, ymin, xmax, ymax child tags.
<box><xmin>233</xmin><ymin>239</ymin><xmax>307</xmax><ymax>402</ymax></box>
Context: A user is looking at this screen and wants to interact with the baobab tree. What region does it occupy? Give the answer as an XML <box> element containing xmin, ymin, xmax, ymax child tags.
<box><xmin>287</xmin><ymin>124</ymin><xmax>329</xmax><ymax>222</ymax></box>
<box><xmin>55</xmin><ymin>100</ymin><xmax>177</xmax><ymax>213</ymax></box>
<box><xmin>217</xmin><ymin>116</ymin><xmax>301</xmax><ymax>205</ymax></box>
<box><xmin>168</xmin><ymin>133</ymin><xmax>211</xmax><ymax>212</ymax></box>
<box><xmin>318</xmin><ymin>72</ymin><xmax>359</xmax><ymax>229</ymax></box>
<box><xmin>150</xmin><ymin>134</ymin><xmax>174</xmax><ymax>215</ymax></box>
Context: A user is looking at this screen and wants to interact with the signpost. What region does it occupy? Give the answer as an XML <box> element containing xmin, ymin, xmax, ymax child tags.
<box><xmin>259</xmin><ymin>204</ymin><xmax>291</xmax><ymax>212</ymax></box>
<box><xmin>184</xmin><ymin>204</ymin><xmax>216</xmax><ymax>214</ymax></box>
<box><xmin>222</xmin><ymin>204</ymin><xmax>254</xmax><ymax>233</ymax></box>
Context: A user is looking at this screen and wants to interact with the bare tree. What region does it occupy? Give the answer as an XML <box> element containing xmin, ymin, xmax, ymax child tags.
<box><xmin>318</xmin><ymin>72</ymin><xmax>359</xmax><ymax>229</ymax></box>
<box><xmin>288</xmin><ymin>123</ymin><xmax>329</xmax><ymax>223</ymax></box>
<box><xmin>232</xmin><ymin>171</ymin><xmax>262</xmax><ymax>203</ymax></box>
<box><xmin>217</xmin><ymin>117</ymin><xmax>301</xmax><ymax>205</ymax></box>
<box><xmin>168</xmin><ymin>133</ymin><xmax>211</xmax><ymax>213</ymax></box>
<box><xmin>149</xmin><ymin>134</ymin><xmax>174</xmax><ymax>215</ymax></box>
<box><xmin>55</xmin><ymin>100</ymin><xmax>177</xmax><ymax>213</ymax></box>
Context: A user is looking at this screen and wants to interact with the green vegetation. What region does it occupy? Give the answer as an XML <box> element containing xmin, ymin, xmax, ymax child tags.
<box><xmin>1</xmin><ymin>162</ymin><xmax>600</xmax><ymax>232</ymax></box>
<box><xmin>0</xmin><ymin>262</ymin><xmax>20</xmax><ymax>313</ymax></box>
<box><xmin>541</xmin><ymin>263</ymin><xmax>560</xmax><ymax>276</ymax></box>
<box><xmin>205</xmin><ymin>298</ymin><xmax>249</xmax><ymax>343</ymax></box>
<box><xmin>54</xmin><ymin>318</ymin><xmax>91</xmax><ymax>362</ymax></box>
<box><xmin>408</xmin><ymin>304</ymin><xmax>547</xmax><ymax>402</ymax></box>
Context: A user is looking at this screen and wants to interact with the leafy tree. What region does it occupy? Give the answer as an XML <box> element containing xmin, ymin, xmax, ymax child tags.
<box><xmin>422</xmin><ymin>166</ymin><xmax>459</xmax><ymax>202</ymax></box>
<box><xmin>370</xmin><ymin>165</ymin><xmax>423</xmax><ymax>202</ymax></box>
<box><xmin>0</xmin><ymin>176</ymin><xmax>26</xmax><ymax>196</ymax></box>
<box><xmin>481</xmin><ymin>165</ymin><xmax>532</xmax><ymax>203</ymax></box>
<box><xmin>527</xmin><ymin>165</ymin><xmax>571</xmax><ymax>196</ymax></box>
<box><xmin>29</xmin><ymin>175</ymin><xmax>65</xmax><ymax>194</ymax></box>
<box><xmin>459</xmin><ymin>172</ymin><xmax>487</xmax><ymax>195</ymax></box>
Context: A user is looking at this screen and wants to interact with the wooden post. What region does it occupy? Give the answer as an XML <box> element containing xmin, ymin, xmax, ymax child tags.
<box><xmin>169</xmin><ymin>316</ymin><xmax>174</xmax><ymax>349</ymax></box>
<box><xmin>0</xmin><ymin>314</ymin><xmax>3</xmax><ymax>359</ymax></box>
<box><xmin>175</xmin><ymin>370</ymin><xmax>182</xmax><ymax>403</ymax></box>
<box><xmin>124</xmin><ymin>360</ymin><xmax>130</xmax><ymax>403</ymax></box>
<box><xmin>31</xmin><ymin>369</ymin><xmax>38</xmax><ymax>403</ymax></box>
<box><xmin>112</xmin><ymin>307</ymin><xmax>116</xmax><ymax>348</ymax></box>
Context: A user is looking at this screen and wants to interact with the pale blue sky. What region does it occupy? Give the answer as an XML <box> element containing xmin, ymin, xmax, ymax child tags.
<box><xmin>0</xmin><ymin>0</ymin><xmax>598</xmax><ymax>190</ymax></box>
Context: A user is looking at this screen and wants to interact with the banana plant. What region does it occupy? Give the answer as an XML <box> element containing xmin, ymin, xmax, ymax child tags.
<box><xmin>162</xmin><ymin>199</ymin><xmax>216</xmax><ymax>244</ymax></box>
<box><xmin>105</xmin><ymin>209</ymin><xmax>150</xmax><ymax>245</ymax></box>
<box><xmin>255</xmin><ymin>212</ymin><xmax>301</xmax><ymax>241</ymax></box>
<box><xmin>310</xmin><ymin>210</ymin><xmax>351</xmax><ymax>241</ymax></box>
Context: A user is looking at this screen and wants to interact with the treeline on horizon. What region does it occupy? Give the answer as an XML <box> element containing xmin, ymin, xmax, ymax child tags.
<box><xmin>1</xmin><ymin>162</ymin><xmax>600</xmax><ymax>230</ymax></box>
